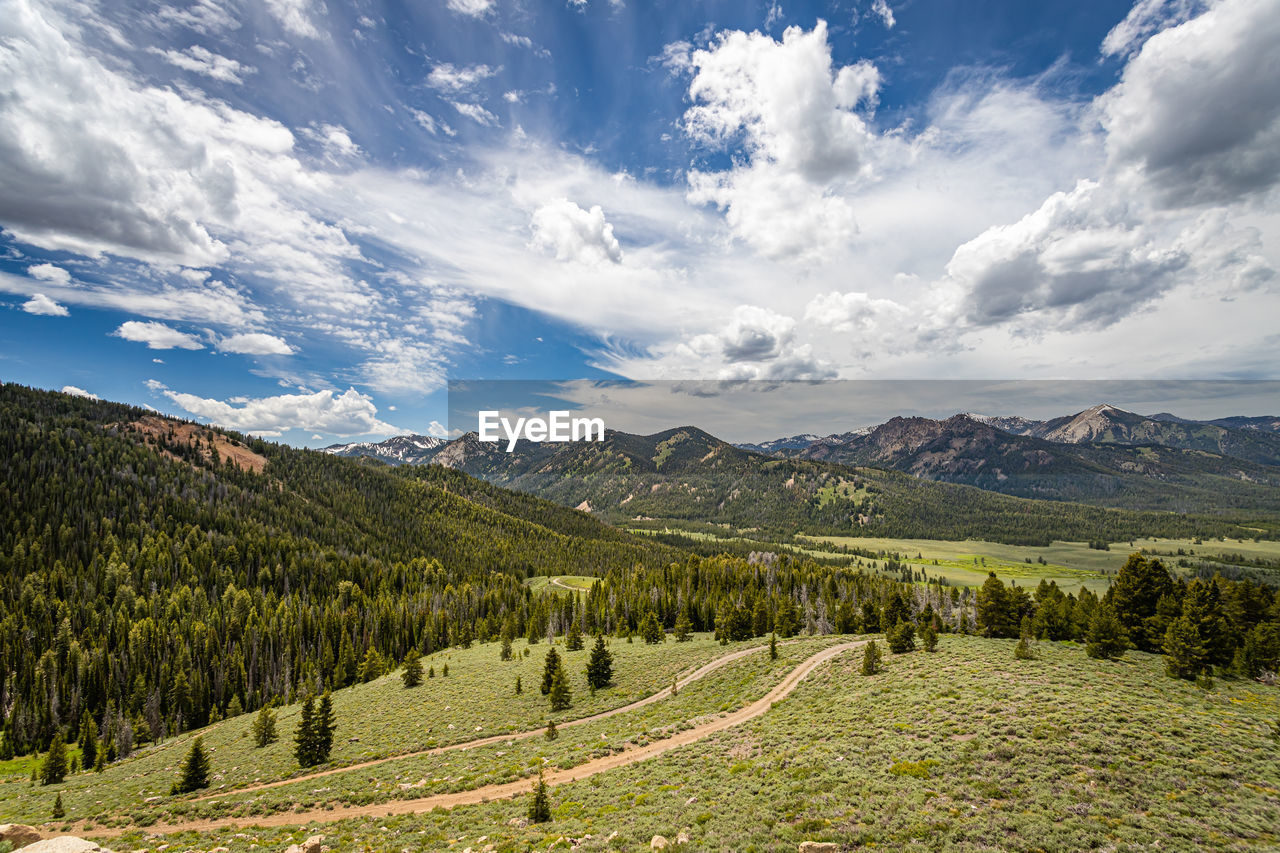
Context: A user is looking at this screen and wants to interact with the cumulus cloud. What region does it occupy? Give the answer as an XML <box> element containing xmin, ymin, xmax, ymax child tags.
<box><xmin>150</xmin><ymin>44</ymin><xmax>255</xmax><ymax>84</ymax></box>
<box><xmin>61</xmin><ymin>385</ymin><xmax>98</xmax><ymax>399</ymax></box>
<box><xmin>529</xmin><ymin>199</ymin><xmax>623</xmax><ymax>264</ymax></box>
<box><xmin>943</xmin><ymin>180</ymin><xmax>1188</xmax><ymax>329</ymax></box>
<box><xmin>21</xmin><ymin>293</ymin><xmax>68</xmax><ymax>315</ymax></box>
<box><xmin>1101</xmin><ymin>0</ymin><xmax>1205</xmax><ymax>58</ymax></box>
<box><xmin>27</xmin><ymin>262</ymin><xmax>70</xmax><ymax>283</ymax></box>
<box><xmin>678</xmin><ymin>305</ymin><xmax>834</xmax><ymax>379</ymax></box>
<box><xmin>162</xmin><ymin>387</ymin><xmax>399</xmax><ymax>436</ymax></box>
<box><xmin>683</xmin><ymin>21</ymin><xmax>880</xmax><ymax>259</ymax></box>
<box><xmin>0</xmin><ymin>0</ymin><xmax>369</xmax><ymax>314</ymax></box>
<box><xmin>217</xmin><ymin>332</ymin><xmax>295</xmax><ymax>355</ymax></box>
<box><xmin>451</xmin><ymin>102</ymin><xmax>499</xmax><ymax>126</ymax></box>
<box><xmin>427</xmin><ymin>63</ymin><xmax>497</xmax><ymax>93</ymax></box>
<box><xmin>446</xmin><ymin>0</ymin><xmax>494</xmax><ymax>17</ymax></box>
<box><xmin>871</xmin><ymin>0</ymin><xmax>896</xmax><ymax>28</ymax></box>
<box><xmin>113</xmin><ymin>320</ymin><xmax>205</xmax><ymax>350</ymax></box>
<box><xmin>1099</xmin><ymin>0</ymin><xmax>1280</xmax><ymax>208</ymax></box>
<box><xmin>264</xmin><ymin>0</ymin><xmax>322</xmax><ymax>39</ymax></box>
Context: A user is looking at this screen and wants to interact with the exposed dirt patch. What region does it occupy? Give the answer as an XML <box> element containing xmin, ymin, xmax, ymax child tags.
<box><xmin>123</xmin><ymin>416</ymin><xmax>268</xmax><ymax>473</ymax></box>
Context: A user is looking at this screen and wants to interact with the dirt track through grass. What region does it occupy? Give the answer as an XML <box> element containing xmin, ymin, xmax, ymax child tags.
<box><xmin>72</xmin><ymin>641</ymin><xmax>862</xmax><ymax>840</ymax></box>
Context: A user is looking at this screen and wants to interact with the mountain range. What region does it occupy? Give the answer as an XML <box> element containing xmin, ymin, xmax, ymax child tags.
<box><xmin>325</xmin><ymin>404</ymin><xmax>1280</xmax><ymax>542</ymax></box>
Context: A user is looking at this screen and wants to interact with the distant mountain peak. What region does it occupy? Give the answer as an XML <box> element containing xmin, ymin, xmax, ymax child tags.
<box><xmin>323</xmin><ymin>433</ymin><xmax>447</xmax><ymax>466</ymax></box>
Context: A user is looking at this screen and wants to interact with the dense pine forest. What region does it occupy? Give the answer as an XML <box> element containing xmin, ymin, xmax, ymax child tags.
<box><xmin>3</xmin><ymin>383</ymin><xmax>1278</xmax><ymax>776</ymax></box>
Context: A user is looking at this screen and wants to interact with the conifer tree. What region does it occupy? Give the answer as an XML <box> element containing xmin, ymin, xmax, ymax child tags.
<box><xmin>566</xmin><ymin>622</ymin><xmax>583</xmax><ymax>652</ymax></box>
<box><xmin>442</xmin><ymin>663</ymin><xmax>449</xmax><ymax>677</ymax></box>
<box><xmin>541</xmin><ymin>647</ymin><xmax>562</xmax><ymax>695</ymax></box>
<box><xmin>586</xmin><ymin>635</ymin><xmax>613</xmax><ymax>690</ymax></box>
<box><xmin>545</xmin><ymin>719</ymin><xmax>558</xmax><ymax>740</ymax></box>
<box><xmin>500</xmin><ymin>635</ymin><xmax>514</xmax><ymax>662</ymax></box>
<box><xmin>673</xmin><ymin>611</ymin><xmax>693</xmax><ymax>642</ymax></box>
<box><xmin>640</xmin><ymin>611</ymin><xmax>664</xmax><ymax>644</ymax></box>
<box><xmin>887</xmin><ymin>621</ymin><xmax>916</xmax><ymax>653</ymax></box>
<box><xmin>529</xmin><ymin>768</ymin><xmax>552</xmax><ymax>823</ymax></box>
<box><xmin>861</xmin><ymin>640</ymin><xmax>882</xmax><ymax>675</ymax></box>
<box><xmin>52</xmin><ymin>792</ymin><xmax>65</xmax><ymax>819</ymax></box>
<box><xmin>769</xmin><ymin>631</ymin><xmax>778</xmax><ymax>660</ymax></box>
<box><xmin>402</xmin><ymin>648</ymin><xmax>423</xmax><ymax>688</ymax></box>
<box><xmin>171</xmin><ymin>736</ymin><xmax>210</xmax><ymax>794</ymax></box>
<box><xmin>428</xmin><ymin>665</ymin><xmax>436</xmax><ymax>678</ymax></box>
<box><xmin>549</xmin><ymin>665</ymin><xmax>572</xmax><ymax>712</ymax></box>
<box><xmin>358</xmin><ymin>647</ymin><xmax>385</xmax><ymax>683</ymax></box>
<box><xmin>921</xmin><ymin>623</ymin><xmax>938</xmax><ymax>653</ymax></box>
<box><xmin>515</xmin><ymin>675</ymin><xmax>523</xmax><ymax>695</ymax></box>
<box><xmin>252</xmin><ymin>705</ymin><xmax>278</xmax><ymax>747</ymax></box>
<box><xmin>1085</xmin><ymin>603</ymin><xmax>1128</xmax><ymax>660</ymax></box>
<box><xmin>1164</xmin><ymin>615</ymin><xmax>1208</xmax><ymax>680</ymax></box>
<box><xmin>78</xmin><ymin>710</ymin><xmax>98</xmax><ymax>770</ymax></box>
<box><xmin>314</xmin><ymin>693</ymin><xmax>336</xmax><ymax>763</ymax></box>
<box><xmin>294</xmin><ymin>694</ymin><xmax>316</xmax><ymax>767</ymax></box>
<box><xmin>40</xmin><ymin>731</ymin><xmax>68</xmax><ymax>785</ymax></box>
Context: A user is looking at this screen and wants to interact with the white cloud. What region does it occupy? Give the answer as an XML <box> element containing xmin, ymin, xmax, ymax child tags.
<box><xmin>445</xmin><ymin>0</ymin><xmax>494</xmax><ymax>17</ymax></box>
<box><xmin>0</xmin><ymin>0</ymin><xmax>370</xmax><ymax>315</ymax></box>
<box><xmin>451</xmin><ymin>102</ymin><xmax>499</xmax><ymax>126</ymax></box>
<box><xmin>683</xmin><ymin>21</ymin><xmax>880</xmax><ymax>260</ymax></box>
<box><xmin>1101</xmin><ymin>0</ymin><xmax>1205</xmax><ymax>58</ymax></box>
<box><xmin>426</xmin><ymin>62</ymin><xmax>497</xmax><ymax>93</ymax></box>
<box><xmin>1099</xmin><ymin>0</ymin><xmax>1280</xmax><ymax>208</ymax></box>
<box><xmin>871</xmin><ymin>0</ymin><xmax>896</xmax><ymax>28</ymax></box>
<box><xmin>678</xmin><ymin>305</ymin><xmax>834</xmax><ymax>379</ymax></box>
<box><xmin>942</xmin><ymin>180</ymin><xmax>1189</xmax><ymax>330</ymax></box>
<box><xmin>61</xmin><ymin>385</ymin><xmax>99</xmax><ymax>399</ymax></box>
<box><xmin>21</xmin><ymin>293</ymin><xmax>68</xmax><ymax>315</ymax></box>
<box><xmin>144</xmin><ymin>378</ymin><xmax>167</xmax><ymax>391</ymax></box>
<box><xmin>427</xmin><ymin>420</ymin><xmax>447</xmax><ymax>438</ymax></box>
<box><xmin>264</xmin><ymin>0</ymin><xmax>322</xmax><ymax>39</ymax></box>
<box><xmin>113</xmin><ymin>320</ymin><xmax>205</xmax><ymax>350</ymax></box>
<box><xmin>151</xmin><ymin>45</ymin><xmax>255</xmax><ymax>84</ymax></box>
<box><xmin>529</xmin><ymin>199</ymin><xmax>623</xmax><ymax>264</ymax></box>
<box><xmin>162</xmin><ymin>387</ymin><xmax>399</xmax><ymax>436</ymax></box>
<box><xmin>155</xmin><ymin>0</ymin><xmax>240</xmax><ymax>35</ymax></box>
<box><xmin>217</xmin><ymin>332</ymin><xmax>295</xmax><ymax>355</ymax></box>
<box><xmin>27</xmin><ymin>262</ymin><xmax>70</xmax><ymax>283</ymax></box>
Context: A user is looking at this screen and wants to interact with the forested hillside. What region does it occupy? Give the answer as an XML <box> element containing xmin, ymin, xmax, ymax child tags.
<box><xmin>0</xmin><ymin>384</ymin><xmax>677</xmax><ymax>757</ymax></box>
<box><xmin>436</xmin><ymin>425</ymin><xmax>1271</xmax><ymax>544</ymax></box>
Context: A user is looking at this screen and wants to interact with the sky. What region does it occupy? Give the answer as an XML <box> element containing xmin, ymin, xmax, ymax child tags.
<box><xmin>1</xmin><ymin>0</ymin><xmax>1278</xmax><ymax>445</ymax></box>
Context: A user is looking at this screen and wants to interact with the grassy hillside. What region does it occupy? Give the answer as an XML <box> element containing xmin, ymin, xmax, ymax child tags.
<box><xmin>81</xmin><ymin>634</ymin><xmax>1280</xmax><ymax>852</ymax></box>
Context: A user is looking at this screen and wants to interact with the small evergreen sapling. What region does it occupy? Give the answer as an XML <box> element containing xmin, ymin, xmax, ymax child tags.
<box><xmin>566</xmin><ymin>622</ymin><xmax>583</xmax><ymax>651</ymax></box>
<box><xmin>402</xmin><ymin>648</ymin><xmax>423</xmax><ymax>688</ymax></box>
<box><xmin>40</xmin><ymin>731</ymin><xmax>68</xmax><ymax>785</ymax></box>
<box><xmin>252</xmin><ymin>705</ymin><xmax>278</xmax><ymax>747</ymax></box>
<box><xmin>586</xmin><ymin>635</ymin><xmax>613</xmax><ymax>690</ymax></box>
<box><xmin>549</xmin><ymin>665</ymin><xmax>572</xmax><ymax>711</ymax></box>
<box><xmin>529</xmin><ymin>768</ymin><xmax>552</xmax><ymax>823</ymax></box>
<box><xmin>52</xmin><ymin>792</ymin><xmax>65</xmax><ymax>818</ymax></box>
<box><xmin>770</xmin><ymin>631</ymin><xmax>778</xmax><ymax>660</ymax></box>
<box><xmin>921</xmin><ymin>623</ymin><xmax>938</xmax><ymax>653</ymax></box>
<box><xmin>541</xmin><ymin>648</ymin><xmax>562</xmax><ymax>695</ymax></box>
<box><xmin>172</xmin><ymin>736</ymin><xmax>210</xmax><ymax>794</ymax></box>
<box><xmin>545</xmin><ymin>719</ymin><xmax>558</xmax><ymax>740</ymax></box>
<box><xmin>861</xmin><ymin>641</ymin><xmax>882</xmax><ymax>675</ymax></box>
<box><xmin>673</xmin><ymin>611</ymin><xmax>693</xmax><ymax>642</ymax></box>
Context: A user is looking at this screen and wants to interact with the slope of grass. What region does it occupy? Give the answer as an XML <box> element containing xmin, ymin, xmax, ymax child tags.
<box><xmin>97</xmin><ymin>635</ymin><xmax>1280</xmax><ymax>852</ymax></box>
<box><xmin>0</xmin><ymin>634</ymin><xmax>767</xmax><ymax>825</ymax></box>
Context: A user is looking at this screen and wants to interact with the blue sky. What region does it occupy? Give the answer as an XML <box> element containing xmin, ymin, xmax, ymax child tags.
<box><xmin>1</xmin><ymin>0</ymin><xmax>1277</xmax><ymax>444</ymax></box>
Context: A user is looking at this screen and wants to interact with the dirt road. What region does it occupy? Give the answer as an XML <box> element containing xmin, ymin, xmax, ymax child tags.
<box><xmin>76</xmin><ymin>640</ymin><xmax>860</xmax><ymax>840</ymax></box>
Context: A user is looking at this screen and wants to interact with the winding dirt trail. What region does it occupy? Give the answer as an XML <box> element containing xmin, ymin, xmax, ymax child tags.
<box><xmin>189</xmin><ymin>638</ymin><xmax>809</xmax><ymax>803</ymax></box>
<box><xmin>77</xmin><ymin>641</ymin><xmax>861</xmax><ymax>840</ymax></box>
